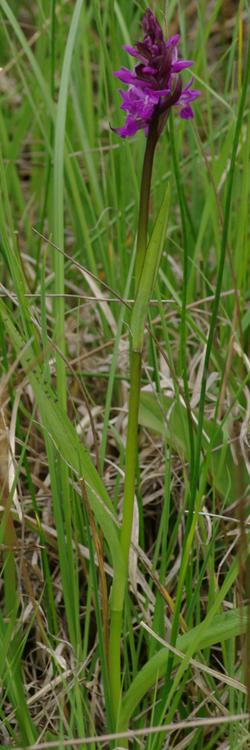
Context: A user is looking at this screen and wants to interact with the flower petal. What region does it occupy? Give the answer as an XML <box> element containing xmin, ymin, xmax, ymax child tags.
<box><xmin>172</xmin><ymin>59</ymin><xmax>193</xmax><ymax>72</ymax></box>
<box><xmin>180</xmin><ymin>105</ymin><xmax>194</xmax><ymax>119</ymax></box>
<box><xmin>113</xmin><ymin>67</ymin><xmax>136</xmax><ymax>84</ymax></box>
<box><xmin>122</xmin><ymin>45</ymin><xmax>147</xmax><ymax>62</ymax></box>
<box><xmin>166</xmin><ymin>34</ymin><xmax>180</xmax><ymax>48</ymax></box>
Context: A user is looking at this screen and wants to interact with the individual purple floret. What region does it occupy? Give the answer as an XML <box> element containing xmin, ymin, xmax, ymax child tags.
<box><xmin>113</xmin><ymin>9</ymin><xmax>200</xmax><ymax>137</ymax></box>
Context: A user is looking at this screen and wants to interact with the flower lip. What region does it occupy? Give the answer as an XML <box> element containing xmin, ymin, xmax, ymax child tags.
<box><xmin>113</xmin><ymin>9</ymin><xmax>200</xmax><ymax>138</ymax></box>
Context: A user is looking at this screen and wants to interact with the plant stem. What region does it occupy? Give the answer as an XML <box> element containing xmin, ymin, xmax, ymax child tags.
<box><xmin>134</xmin><ymin>120</ymin><xmax>159</xmax><ymax>293</ymax></box>
<box><xmin>109</xmin><ymin>351</ymin><xmax>142</xmax><ymax>729</ymax></box>
<box><xmin>109</xmin><ymin>122</ymin><xmax>158</xmax><ymax>729</ymax></box>
<box><xmin>120</xmin><ymin>350</ymin><xmax>142</xmax><ymax>567</ymax></box>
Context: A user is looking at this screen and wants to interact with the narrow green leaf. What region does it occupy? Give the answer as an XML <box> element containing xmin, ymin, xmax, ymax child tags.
<box><xmin>0</xmin><ymin>300</ymin><xmax>126</xmax><ymax>612</ymax></box>
<box><xmin>119</xmin><ymin>605</ymin><xmax>246</xmax><ymax>731</ymax></box>
<box><xmin>131</xmin><ymin>184</ymin><xmax>171</xmax><ymax>352</ymax></box>
<box><xmin>139</xmin><ymin>391</ymin><xmax>247</xmax><ymax>503</ymax></box>
<box><xmin>53</xmin><ymin>0</ymin><xmax>84</xmax><ymax>407</ymax></box>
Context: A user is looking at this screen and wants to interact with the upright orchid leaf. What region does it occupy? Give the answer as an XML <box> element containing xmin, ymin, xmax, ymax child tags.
<box><xmin>131</xmin><ymin>183</ymin><xmax>170</xmax><ymax>352</ymax></box>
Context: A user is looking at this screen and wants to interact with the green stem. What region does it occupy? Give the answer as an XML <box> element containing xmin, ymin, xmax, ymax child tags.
<box><xmin>109</xmin><ymin>123</ymin><xmax>158</xmax><ymax>728</ymax></box>
<box><xmin>120</xmin><ymin>351</ymin><xmax>142</xmax><ymax>567</ymax></box>
<box><xmin>109</xmin><ymin>351</ymin><xmax>142</xmax><ymax>728</ymax></box>
<box><xmin>109</xmin><ymin>607</ymin><xmax>123</xmax><ymax>721</ymax></box>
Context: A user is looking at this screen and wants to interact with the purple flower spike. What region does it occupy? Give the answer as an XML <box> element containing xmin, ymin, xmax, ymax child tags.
<box><xmin>113</xmin><ymin>9</ymin><xmax>200</xmax><ymax>138</ymax></box>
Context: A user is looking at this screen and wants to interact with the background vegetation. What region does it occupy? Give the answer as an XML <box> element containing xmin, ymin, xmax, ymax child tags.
<box><xmin>0</xmin><ymin>1</ymin><xmax>249</xmax><ymax>748</ymax></box>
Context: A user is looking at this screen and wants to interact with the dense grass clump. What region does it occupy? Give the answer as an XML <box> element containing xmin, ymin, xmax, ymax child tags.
<box><xmin>0</xmin><ymin>2</ymin><xmax>249</xmax><ymax>749</ymax></box>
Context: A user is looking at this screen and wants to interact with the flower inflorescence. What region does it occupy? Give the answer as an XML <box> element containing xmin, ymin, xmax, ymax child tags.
<box><xmin>113</xmin><ymin>9</ymin><xmax>200</xmax><ymax>138</ymax></box>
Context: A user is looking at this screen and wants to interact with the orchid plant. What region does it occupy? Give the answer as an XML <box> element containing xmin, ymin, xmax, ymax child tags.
<box><xmin>109</xmin><ymin>8</ymin><xmax>200</xmax><ymax>734</ymax></box>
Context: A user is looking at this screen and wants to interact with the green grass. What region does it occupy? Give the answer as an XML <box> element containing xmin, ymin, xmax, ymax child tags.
<box><xmin>0</xmin><ymin>1</ymin><xmax>249</xmax><ymax>748</ymax></box>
